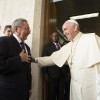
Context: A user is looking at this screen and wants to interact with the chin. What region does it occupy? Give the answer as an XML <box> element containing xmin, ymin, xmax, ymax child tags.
<box><xmin>68</xmin><ymin>38</ymin><xmax>71</xmax><ymax>41</ymax></box>
<box><xmin>24</xmin><ymin>37</ymin><xmax>27</xmax><ymax>40</ymax></box>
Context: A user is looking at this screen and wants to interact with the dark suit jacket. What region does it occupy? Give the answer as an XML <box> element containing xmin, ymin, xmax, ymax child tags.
<box><xmin>42</xmin><ymin>42</ymin><xmax>60</xmax><ymax>78</ymax></box>
<box><xmin>0</xmin><ymin>36</ymin><xmax>31</xmax><ymax>100</ymax></box>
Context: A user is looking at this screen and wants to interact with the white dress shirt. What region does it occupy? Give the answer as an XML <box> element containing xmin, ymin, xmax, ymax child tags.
<box><xmin>13</xmin><ymin>33</ymin><xmax>28</xmax><ymax>53</ymax></box>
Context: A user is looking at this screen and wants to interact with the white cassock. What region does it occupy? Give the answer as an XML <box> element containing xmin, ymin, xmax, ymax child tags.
<box><xmin>36</xmin><ymin>32</ymin><xmax>100</xmax><ymax>100</ymax></box>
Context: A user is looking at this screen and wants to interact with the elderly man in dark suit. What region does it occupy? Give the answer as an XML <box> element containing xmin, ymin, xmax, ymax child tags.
<box><xmin>0</xmin><ymin>18</ymin><xmax>32</xmax><ymax>100</ymax></box>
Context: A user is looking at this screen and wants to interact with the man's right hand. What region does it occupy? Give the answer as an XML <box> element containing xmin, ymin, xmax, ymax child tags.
<box><xmin>19</xmin><ymin>50</ymin><xmax>31</xmax><ymax>63</ymax></box>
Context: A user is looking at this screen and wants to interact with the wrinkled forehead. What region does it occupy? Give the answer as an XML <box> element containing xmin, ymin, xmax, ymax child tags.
<box><xmin>6</xmin><ymin>28</ymin><xmax>12</xmax><ymax>30</ymax></box>
<box><xmin>22</xmin><ymin>22</ymin><xmax>29</xmax><ymax>27</ymax></box>
<box><xmin>52</xmin><ymin>32</ymin><xmax>58</xmax><ymax>37</ymax></box>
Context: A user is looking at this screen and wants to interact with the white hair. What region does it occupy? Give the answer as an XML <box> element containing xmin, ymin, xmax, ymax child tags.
<box><xmin>67</xmin><ymin>19</ymin><xmax>79</xmax><ymax>26</ymax></box>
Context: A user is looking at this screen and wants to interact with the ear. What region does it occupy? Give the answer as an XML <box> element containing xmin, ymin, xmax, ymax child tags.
<box><xmin>74</xmin><ymin>24</ymin><xmax>78</xmax><ymax>31</ymax></box>
<box><xmin>14</xmin><ymin>26</ymin><xmax>20</xmax><ymax>33</ymax></box>
<box><xmin>14</xmin><ymin>27</ymin><xmax>18</xmax><ymax>31</ymax></box>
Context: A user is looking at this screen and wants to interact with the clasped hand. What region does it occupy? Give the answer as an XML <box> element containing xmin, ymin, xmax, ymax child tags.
<box><xmin>19</xmin><ymin>50</ymin><xmax>31</xmax><ymax>63</ymax></box>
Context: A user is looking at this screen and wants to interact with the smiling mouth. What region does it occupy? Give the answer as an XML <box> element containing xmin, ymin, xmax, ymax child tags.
<box><xmin>67</xmin><ymin>33</ymin><xmax>70</xmax><ymax>35</ymax></box>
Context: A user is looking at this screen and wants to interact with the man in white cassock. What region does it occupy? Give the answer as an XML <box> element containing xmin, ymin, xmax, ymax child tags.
<box><xmin>32</xmin><ymin>20</ymin><xmax>100</xmax><ymax>100</ymax></box>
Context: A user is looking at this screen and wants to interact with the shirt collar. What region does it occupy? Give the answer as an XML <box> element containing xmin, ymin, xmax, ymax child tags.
<box><xmin>13</xmin><ymin>33</ymin><xmax>22</xmax><ymax>44</ymax></box>
<box><xmin>53</xmin><ymin>42</ymin><xmax>60</xmax><ymax>45</ymax></box>
<box><xmin>53</xmin><ymin>42</ymin><xmax>56</xmax><ymax>45</ymax></box>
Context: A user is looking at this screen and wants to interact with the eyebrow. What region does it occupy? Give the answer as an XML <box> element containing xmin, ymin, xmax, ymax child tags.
<box><xmin>7</xmin><ymin>30</ymin><xmax>12</xmax><ymax>32</ymax></box>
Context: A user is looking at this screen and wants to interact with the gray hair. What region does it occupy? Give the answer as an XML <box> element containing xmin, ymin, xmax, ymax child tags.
<box><xmin>12</xmin><ymin>18</ymin><xmax>28</xmax><ymax>32</ymax></box>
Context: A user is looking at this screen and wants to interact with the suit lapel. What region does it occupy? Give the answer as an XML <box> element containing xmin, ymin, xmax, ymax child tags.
<box><xmin>9</xmin><ymin>36</ymin><xmax>22</xmax><ymax>54</ymax></box>
<box><xmin>9</xmin><ymin>36</ymin><xmax>30</xmax><ymax>55</ymax></box>
<box><xmin>51</xmin><ymin>42</ymin><xmax>61</xmax><ymax>51</ymax></box>
<box><xmin>51</xmin><ymin>42</ymin><xmax>57</xmax><ymax>51</ymax></box>
<box><xmin>25</xmin><ymin>43</ymin><xmax>31</xmax><ymax>55</ymax></box>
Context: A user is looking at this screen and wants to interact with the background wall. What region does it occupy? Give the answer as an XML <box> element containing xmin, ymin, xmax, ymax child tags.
<box><xmin>0</xmin><ymin>0</ymin><xmax>35</xmax><ymax>47</ymax></box>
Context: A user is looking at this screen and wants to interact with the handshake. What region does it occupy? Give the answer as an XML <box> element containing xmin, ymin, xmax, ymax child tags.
<box><xmin>19</xmin><ymin>50</ymin><xmax>35</xmax><ymax>63</ymax></box>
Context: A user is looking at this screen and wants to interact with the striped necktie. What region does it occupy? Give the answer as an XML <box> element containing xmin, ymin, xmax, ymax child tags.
<box><xmin>20</xmin><ymin>42</ymin><xmax>26</xmax><ymax>53</ymax></box>
<box><xmin>56</xmin><ymin>43</ymin><xmax>60</xmax><ymax>50</ymax></box>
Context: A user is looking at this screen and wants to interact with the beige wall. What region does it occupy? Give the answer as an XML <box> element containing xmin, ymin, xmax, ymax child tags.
<box><xmin>0</xmin><ymin>0</ymin><xmax>45</xmax><ymax>100</ymax></box>
<box><xmin>31</xmin><ymin>0</ymin><xmax>45</xmax><ymax>100</ymax></box>
<box><xmin>0</xmin><ymin>0</ymin><xmax>35</xmax><ymax>47</ymax></box>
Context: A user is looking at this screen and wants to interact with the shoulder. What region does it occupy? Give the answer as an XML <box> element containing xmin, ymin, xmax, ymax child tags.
<box><xmin>0</xmin><ymin>36</ymin><xmax>9</xmax><ymax>43</ymax></box>
<box><xmin>44</xmin><ymin>42</ymin><xmax>53</xmax><ymax>48</ymax></box>
<box><xmin>0</xmin><ymin>36</ymin><xmax>10</xmax><ymax>50</ymax></box>
<box><xmin>78</xmin><ymin>33</ymin><xmax>100</xmax><ymax>47</ymax></box>
<box><xmin>0</xmin><ymin>36</ymin><xmax>9</xmax><ymax>40</ymax></box>
<box><xmin>81</xmin><ymin>33</ymin><xmax>97</xmax><ymax>41</ymax></box>
<box><xmin>82</xmin><ymin>33</ymin><xmax>96</xmax><ymax>37</ymax></box>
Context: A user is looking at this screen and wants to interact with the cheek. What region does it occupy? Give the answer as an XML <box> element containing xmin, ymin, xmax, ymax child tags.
<box><xmin>67</xmin><ymin>34</ymin><xmax>72</xmax><ymax>39</ymax></box>
<box><xmin>67</xmin><ymin>35</ymin><xmax>70</xmax><ymax>38</ymax></box>
<box><xmin>63</xmin><ymin>32</ymin><xmax>66</xmax><ymax>35</ymax></box>
<box><xmin>23</xmin><ymin>33</ymin><xmax>28</xmax><ymax>38</ymax></box>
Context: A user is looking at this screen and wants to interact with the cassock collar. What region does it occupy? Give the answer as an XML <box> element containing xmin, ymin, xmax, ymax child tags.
<box><xmin>72</xmin><ymin>32</ymin><xmax>83</xmax><ymax>43</ymax></box>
